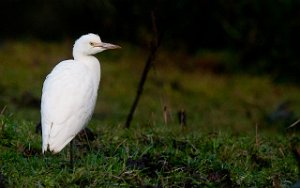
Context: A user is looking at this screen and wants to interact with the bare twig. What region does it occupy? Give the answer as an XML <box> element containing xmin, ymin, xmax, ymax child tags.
<box><xmin>163</xmin><ymin>106</ymin><xmax>168</xmax><ymax>125</ymax></box>
<box><xmin>0</xmin><ymin>105</ymin><xmax>7</xmax><ymax>116</ymax></box>
<box><xmin>0</xmin><ymin>105</ymin><xmax>7</xmax><ymax>133</ymax></box>
<box><xmin>255</xmin><ymin>123</ymin><xmax>259</xmax><ymax>147</ymax></box>
<box><xmin>125</xmin><ymin>11</ymin><xmax>163</xmax><ymax>128</ymax></box>
<box><xmin>288</xmin><ymin>119</ymin><xmax>300</xmax><ymax>129</ymax></box>
<box><xmin>178</xmin><ymin>109</ymin><xmax>187</xmax><ymax>128</ymax></box>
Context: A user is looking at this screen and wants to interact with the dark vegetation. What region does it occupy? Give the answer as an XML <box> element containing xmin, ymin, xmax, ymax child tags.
<box><xmin>1</xmin><ymin>113</ymin><xmax>300</xmax><ymax>187</ymax></box>
<box><xmin>1</xmin><ymin>0</ymin><xmax>300</xmax><ymax>81</ymax></box>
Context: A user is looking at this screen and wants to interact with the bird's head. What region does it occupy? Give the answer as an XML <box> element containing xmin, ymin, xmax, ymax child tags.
<box><xmin>73</xmin><ymin>33</ymin><xmax>121</xmax><ymax>59</ymax></box>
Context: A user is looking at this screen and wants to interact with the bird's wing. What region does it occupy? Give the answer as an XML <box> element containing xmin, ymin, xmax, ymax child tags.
<box><xmin>41</xmin><ymin>60</ymin><xmax>97</xmax><ymax>153</ymax></box>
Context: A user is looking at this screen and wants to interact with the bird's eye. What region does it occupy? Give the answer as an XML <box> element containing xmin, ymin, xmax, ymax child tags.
<box><xmin>89</xmin><ymin>42</ymin><xmax>95</xmax><ymax>46</ymax></box>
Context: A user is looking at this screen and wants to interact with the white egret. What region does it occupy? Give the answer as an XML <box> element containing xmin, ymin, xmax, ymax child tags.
<box><xmin>41</xmin><ymin>33</ymin><xmax>120</xmax><ymax>154</ymax></box>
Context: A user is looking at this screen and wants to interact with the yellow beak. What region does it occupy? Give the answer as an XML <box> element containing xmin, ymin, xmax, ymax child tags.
<box><xmin>94</xmin><ymin>42</ymin><xmax>121</xmax><ymax>49</ymax></box>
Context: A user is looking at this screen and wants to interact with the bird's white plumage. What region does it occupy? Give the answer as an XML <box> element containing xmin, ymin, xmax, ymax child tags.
<box><xmin>41</xmin><ymin>33</ymin><xmax>120</xmax><ymax>153</ymax></box>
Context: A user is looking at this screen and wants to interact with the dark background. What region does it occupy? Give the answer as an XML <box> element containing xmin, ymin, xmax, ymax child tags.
<box><xmin>1</xmin><ymin>0</ymin><xmax>300</xmax><ymax>81</ymax></box>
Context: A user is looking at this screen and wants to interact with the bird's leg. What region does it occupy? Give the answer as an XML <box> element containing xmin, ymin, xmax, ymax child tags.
<box><xmin>83</xmin><ymin>129</ymin><xmax>92</xmax><ymax>152</ymax></box>
<box><xmin>69</xmin><ymin>139</ymin><xmax>74</xmax><ymax>169</ymax></box>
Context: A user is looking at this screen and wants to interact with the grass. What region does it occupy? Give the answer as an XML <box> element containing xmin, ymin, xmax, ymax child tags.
<box><xmin>0</xmin><ymin>115</ymin><xmax>298</xmax><ymax>187</ymax></box>
<box><xmin>0</xmin><ymin>39</ymin><xmax>300</xmax><ymax>187</ymax></box>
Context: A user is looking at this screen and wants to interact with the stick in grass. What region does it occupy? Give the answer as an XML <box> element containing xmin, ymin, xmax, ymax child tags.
<box><xmin>288</xmin><ymin>119</ymin><xmax>300</xmax><ymax>129</ymax></box>
<box><xmin>125</xmin><ymin>11</ymin><xmax>163</xmax><ymax>128</ymax></box>
<box><xmin>256</xmin><ymin>123</ymin><xmax>259</xmax><ymax>147</ymax></box>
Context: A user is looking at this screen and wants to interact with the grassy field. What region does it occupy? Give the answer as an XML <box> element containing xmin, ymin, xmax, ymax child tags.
<box><xmin>1</xmin><ymin>39</ymin><xmax>300</xmax><ymax>187</ymax></box>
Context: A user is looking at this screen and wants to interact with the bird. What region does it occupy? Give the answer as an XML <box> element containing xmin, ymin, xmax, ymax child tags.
<box><xmin>41</xmin><ymin>33</ymin><xmax>120</xmax><ymax>154</ymax></box>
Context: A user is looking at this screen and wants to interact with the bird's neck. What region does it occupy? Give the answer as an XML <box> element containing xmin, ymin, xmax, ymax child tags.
<box><xmin>74</xmin><ymin>55</ymin><xmax>101</xmax><ymax>84</ymax></box>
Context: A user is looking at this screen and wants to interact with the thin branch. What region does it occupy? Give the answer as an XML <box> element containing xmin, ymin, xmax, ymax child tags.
<box><xmin>288</xmin><ymin>119</ymin><xmax>300</xmax><ymax>129</ymax></box>
<box><xmin>0</xmin><ymin>105</ymin><xmax>7</xmax><ymax>116</ymax></box>
<box><xmin>125</xmin><ymin>11</ymin><xmax>163</xmax><ymax>128</ymax></box>
<box><xmin>255</xmin><ymin>123</ymin><xmax>259</xmax><ymax>147</ymax></box>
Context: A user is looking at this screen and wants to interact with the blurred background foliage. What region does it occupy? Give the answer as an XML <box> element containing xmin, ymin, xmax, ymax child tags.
<box><xmin>1</xmin><ymin>0</ymin><xmax>300</xmax><ymax>81</ymax></box>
